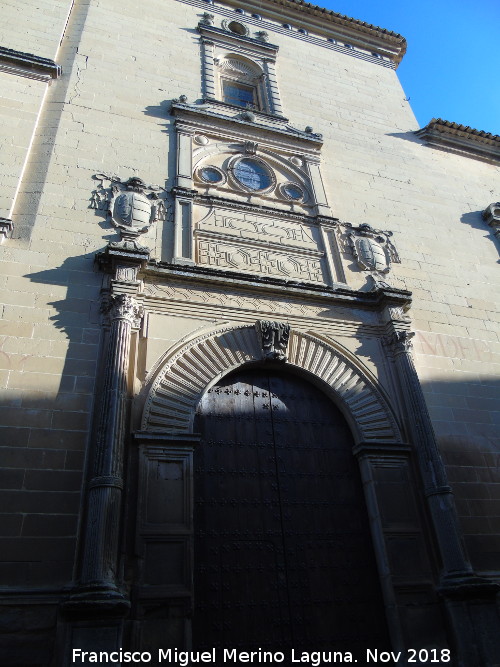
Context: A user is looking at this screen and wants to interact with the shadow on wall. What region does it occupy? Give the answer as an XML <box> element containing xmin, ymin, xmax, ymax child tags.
<box><xmin>0</xmin><ymin>250</ymin><xmax>106</xmax><ymax>593</ymax></box>
<box><xmin>420</xmin><ymin>376</ymin><xmax>500</xmax><ymax>573</ymax></box>
<box><xmin>460</xmin><ymin>210</ymin><xmax>500</xmax><ymax>261</ymax></box>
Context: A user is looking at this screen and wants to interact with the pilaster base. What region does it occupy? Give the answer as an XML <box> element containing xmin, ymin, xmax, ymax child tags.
<box><xmin>62</xmin><ymin>586</ymin><xmax>130</xmax><ymax>620</ymax></box>
<box><xmin>439</xmin><ymin>574</ymin><xmax>500</xmax><ymax>667</ymax></box>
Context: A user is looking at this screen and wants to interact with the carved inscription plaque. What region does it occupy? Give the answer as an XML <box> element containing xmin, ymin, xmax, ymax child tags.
<box><xmin>195</xmin><ymin>208</ymin><xmax>328</xmax><ymax>284</ymax></box>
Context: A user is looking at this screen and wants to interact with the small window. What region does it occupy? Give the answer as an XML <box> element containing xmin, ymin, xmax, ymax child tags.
<box><xmin>344</xmin><ymin>43</ymin><xmax>353</xmax><ymax>49</ymax></box>
<box><xmin>327</xmin><ymin>38</ymin><xmax>336</xmax><ymax>44</ymax></box>
<box><xmin>222</xmin><ymin>80</ymin><xmax>256</xmax><ymax>108</ymax></box>
<box><xmin>251</xmin><ymin>13</ymin><xmax>262</xmax><ymax>20</ymax></box>
<box><xmin>281</xmin><ymin>183</ymin><xmax>304</xmax><ymax>201</ymax></box>
<box><xmin>235</xmin><ymin>8</ymin><xmax>245</xmax><ymax>14</ymax></box>
<box><xmin>298</xmin><ymin>28</ymin><xmax>308</xmax><ymax>35</ymax></box>
<box><xmin>233</xmin><ymin>158</ymin><xmax>273</xmax><ymax>191</ymax></box>
<box><xmin>282</xmin><ymin>24</ymin><xmax>292</xmax><ymax>30</ymax></box>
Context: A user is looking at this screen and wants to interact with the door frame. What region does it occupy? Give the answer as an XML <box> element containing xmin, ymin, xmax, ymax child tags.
<box><xmin>132</xmin><ymin>324</ymin><xmax>447</xmax><ymax>653</ymax></box>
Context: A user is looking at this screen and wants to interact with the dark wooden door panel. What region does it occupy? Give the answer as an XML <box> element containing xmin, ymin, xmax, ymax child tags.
<box><xmin>194</xmin><ymin>368</ymin><xmax>389</xmax><ymax>653</ymax></box>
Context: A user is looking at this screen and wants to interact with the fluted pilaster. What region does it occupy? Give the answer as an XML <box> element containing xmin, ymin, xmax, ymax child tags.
<box><xmin>384</xmin><ymin>329</ymin><xmax>473</xmax><ymax>579</ymax></box>
<box><xmin>68</xmin><ymin>294</ymin><xmax>142</xmax><ymax>612</ymax></box>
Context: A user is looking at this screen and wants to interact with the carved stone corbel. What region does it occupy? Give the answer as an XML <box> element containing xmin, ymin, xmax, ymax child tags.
<box><xmin>256</xmin><ymin>320</ymin><xmax>290</xmax><ymax>361</ymax></box>
<box><xmin>482</xmin><ymin>202</ymin><xmax>500</xmax><ymax>238</ymax></box>
<box><xmin>0</xmin><ymin>217</ymin><xmax>13</xmax><ymax>243</ymax></box>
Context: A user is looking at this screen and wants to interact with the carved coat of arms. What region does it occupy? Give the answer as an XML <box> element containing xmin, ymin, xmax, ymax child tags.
<box><xmin>344</xmin><ymin>223</ymin><xmax>400</xmax><ymax>286</ymax></box>
<box><xmin>91</xmin><ymin>174</ymin><xmax>166</xmax><ymax>239</ymax></box>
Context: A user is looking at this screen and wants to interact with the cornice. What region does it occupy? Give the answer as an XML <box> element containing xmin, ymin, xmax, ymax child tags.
<box><xmin>171</xmin><ymin>101</ymin><xmax>323</xmax><ymax>144</ymax></box>
<box><xmin>198</xmin><ymin>23</ymin><xmax>279</xmax><ymax>54</ymax></box>
<box><xmin>0</xmin><ymin>46</ymin><xmax>61</xmax><ymax>82</ymax></box>
<box><xmin>193</xmin><ymin>193</ymin><xmax>336</xmax><ymax>223</ymax></box>
<box><xmin>415</xmin><ymin>118</ymin><xmax>500</xmax><ymax>163</ymax></box>
<box><xmin>190</xmin><ymin>0</ymin><xmax>406</xmax><ymax>66</ymax></box>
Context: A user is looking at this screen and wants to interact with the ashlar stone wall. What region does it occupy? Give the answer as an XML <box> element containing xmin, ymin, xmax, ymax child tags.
<box><xmin>0</xmin><ymin>0</ymin><xmax>498</xmax><ymax>646</ymax></box>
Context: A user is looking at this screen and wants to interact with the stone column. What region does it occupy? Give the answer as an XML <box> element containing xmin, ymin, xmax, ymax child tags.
<box><xmin>68</xmin><ymin>293</ymin><xmax>142</xmax><ymax>611</ymax></box>
<box><xmin>384</xmin><ymin>324</ymin><xmax>500</xmax><ymax>665</ymax></box>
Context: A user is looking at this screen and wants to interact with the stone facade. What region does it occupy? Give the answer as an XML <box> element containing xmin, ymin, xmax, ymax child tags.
<box><xmin>0</xmin><ymin>1</ymin><xmax>499</xmax><ymax>665</ymax></box>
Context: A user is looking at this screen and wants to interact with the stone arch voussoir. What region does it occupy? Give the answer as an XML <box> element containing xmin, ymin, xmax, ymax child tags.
<box><xmin>141</xmin><ymin>325</ymin><xmax>401</xmax><ymax>443</ymax></box>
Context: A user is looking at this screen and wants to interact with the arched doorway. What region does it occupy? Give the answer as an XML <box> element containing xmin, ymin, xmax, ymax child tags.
<box><xmin>193</xmin><ymin>367</ymin><xmax>390</xmax><ymax>654</ymax></box>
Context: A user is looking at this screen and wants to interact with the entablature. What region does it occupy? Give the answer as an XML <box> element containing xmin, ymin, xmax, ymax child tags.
<box><xmin>179</xmin><ymin>0</ymin><xmax>405</xmax><ymax>66</ymax></box>
<box><xmin>142</xmin><ymin>259</ymin><xmax>412</xmax><ymax>314</ymax></box>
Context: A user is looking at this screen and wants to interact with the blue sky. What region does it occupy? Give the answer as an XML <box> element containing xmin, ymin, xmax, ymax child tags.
<box><xmin>319</xmin><ymin>0</ymin><xmax>500</xmax><ymax>135</ymax></box>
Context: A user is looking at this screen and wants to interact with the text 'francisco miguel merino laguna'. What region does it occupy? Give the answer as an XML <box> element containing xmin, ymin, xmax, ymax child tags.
<box><xmin>73</xmin><ymin>647</ymin><xmax>452</xmax><ymax>664</ymax></box>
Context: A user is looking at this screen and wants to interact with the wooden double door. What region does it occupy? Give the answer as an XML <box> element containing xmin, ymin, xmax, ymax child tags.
<box><xmin>193</xmin><ymin>368</ymin><xmax>389</xmax><ymax>653</ymax></box>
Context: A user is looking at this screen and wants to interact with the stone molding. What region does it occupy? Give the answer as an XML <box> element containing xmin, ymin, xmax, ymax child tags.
<box><xmin>198</xmin><ymin>22</ymin><xmax>279</xmax><ymax>56</ymax></box>
<box><xmin>140</xmin><ymin>324</ymin><xmax>402</xmax><ymax>443</ymax></box>
<box><xmin>0</xmin><ymin>46</ymin><xmax>61</xmax><ymax>82</ymax></box>
<box><xmin>416</xmin><ymin>118</ymin><xmax>500</xmax><ymax>163</ymax></box>
<box><xmin>194</xmin><ymin>193</ymin><xmax>331</xmax><ymax>221</ymax></box>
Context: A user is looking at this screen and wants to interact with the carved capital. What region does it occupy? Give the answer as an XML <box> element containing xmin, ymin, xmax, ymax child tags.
<box><xmin>383</xmin><ymin>330</ymin><xmax>415</xmax><ymax>354</ymax></box>
<box><xmin>256</xmin><ymin>320</ymin><xmax>290</xmax><ymax>362</ymax></box>
<box><xmin>101</xmin><ymin>294</ymin><xmax>143</xmax><ymax>326</ymax></box>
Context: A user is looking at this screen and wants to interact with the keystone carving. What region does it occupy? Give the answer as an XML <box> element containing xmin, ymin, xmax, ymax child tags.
<box><xmin>343</xmin><ymin>222</ymin><xmax>400</xmax><ymax>287</ymax></box>
<box><xmin>243</xmin><ymin>141</ymin><xmax>258</xmax><ymax>155</ymax></box>
<box><xmin>256</xmin><ymin>320</ymin><xmax>291</xmax><ymax>361</ymax></box>
<box><xmin>91</xmin><ymin>174</ymin><xmax>166</xmax><ymax>241</ymax></box>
